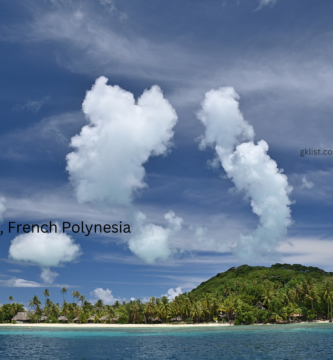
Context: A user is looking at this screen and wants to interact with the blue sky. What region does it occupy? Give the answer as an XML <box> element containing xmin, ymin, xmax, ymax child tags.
<box><xmin>0</xmin><ymin>0</ymin><xmax>333</xmax><ymax>306</ymax></box>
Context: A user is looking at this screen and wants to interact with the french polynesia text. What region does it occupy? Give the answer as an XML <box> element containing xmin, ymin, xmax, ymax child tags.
<box><xmin>8</xmin><ymin>221</ymin><xmax>131</xmax><ymax>236</ymax></box>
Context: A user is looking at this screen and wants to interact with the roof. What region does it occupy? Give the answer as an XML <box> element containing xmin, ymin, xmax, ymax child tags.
<box><xmin>170</xmin><ymin>317</ymin><xmax>182</xmax><ymax>321</ymax></box>
<box><xmin>148</xmin><ymin>316</ymin><xmax>162</xmax><ymax>322</ymax></box>
<box><xmin>99</xmin><ymin>315</ymin><xmax>117</xmax><ymax>321</ymax></box>
<box><xmin>88</xmin><ymin>315</ymin><xmax>95</xmax><ymax>321</ymax></box>
<box><xmin>39</xmin><ymin>316</ymin><xmax>47</xmax><ymax>321</ymax></box>
<box><xmin>58</xmin><ymin>316</ymin><xmax>68</xmax><ymax>321</ymax></box>
<box><xmin>12</xmin><ymin>312</ymin><xmax>31</xmax><ymax>321</ymax></box>
<box><xmin>256</xmin><ymin>302</ymin><xmax>267</xmax><ymax>310</ymax></box>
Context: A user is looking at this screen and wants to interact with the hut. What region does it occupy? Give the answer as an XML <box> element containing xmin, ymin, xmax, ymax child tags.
<box><xmin>88</xmin><ymin>315</ymin><xmax>96</xmax><ymax>323</ymax></box>
<box><xmin>99</xmin><ymin>315</ymin><xmax>117</xmax><ymax>323</ymax></box>
<box><xmin>12</xmin><ymin>312</ymin><xmax>31</xmax><ymax>323</ymax></box>
<box><xmin>170</xmin><ymin>316</ymin><xmax>182</xmax><ymax>323</ymax></box>
<box><xmin>256</xmin><ymin>302</ymin><xmax>267</xmax><ymax>311</ymax></box>
<box><xmin>58</xmin><ymin>316</ymin><xmax>68</xmax><ymax>323</ymax></box>
<box><xmin>38</xmin><ymin>315</ymin><xmax>47</xmax><ymax>323</ymax></box>
<box><xmin>148</xmin><ymin>316</ymin><xmax>162</xmax><ymax>324</ymax></box>
<box><xmin>99</xmin><ymin>315</ymin><xmax>107</xmax><ymax>323</ymax></box>
<box><xmin>73</xmin><ymin>317</ymin><xmax>79</xmax><ymax>323</ymax></box>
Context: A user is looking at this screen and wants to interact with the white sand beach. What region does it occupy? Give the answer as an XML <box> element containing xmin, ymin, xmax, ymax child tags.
<box><xmin>0</xmin><ymin>322</ymin><xmax>233</xmax><ymax>328</ymax></box>
<box><xmin>0</xmin><ymin>321</ymin><xmax>330</xmax><ymax>328</ymax></box>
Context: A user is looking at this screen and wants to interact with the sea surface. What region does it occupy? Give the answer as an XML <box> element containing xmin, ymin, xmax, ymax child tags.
<box><xmin>0</xmin><ymin>323</ymin><xmax>332</xmax><ymax>359</ymax></box>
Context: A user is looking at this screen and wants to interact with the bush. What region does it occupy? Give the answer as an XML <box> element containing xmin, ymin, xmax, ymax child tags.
<box><xmin>47</xmin><ymin>316</ymin><xmax>59</xmax><ymax>323</ymax></box>
<box><xmin>117</xmin><ymin>313</ymin><xmax>129</xmax><ymax>324</ymax></box>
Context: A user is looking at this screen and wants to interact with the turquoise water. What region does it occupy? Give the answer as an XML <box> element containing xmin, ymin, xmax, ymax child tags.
<box><xmin>0</xmin><ymin>323</ymin><xmax>333</xmax><ymax>359</ymax></box>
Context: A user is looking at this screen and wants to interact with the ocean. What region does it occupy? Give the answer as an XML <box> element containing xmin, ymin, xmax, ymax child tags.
<box><xmin>0</xmin><ymin>323</ymin><xmax>332</xmax><ymax>359</ymax></box>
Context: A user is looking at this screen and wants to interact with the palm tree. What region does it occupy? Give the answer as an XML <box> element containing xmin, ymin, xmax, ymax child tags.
<box><xmin>145</xmin><ymin>298</ymin><xmax>156</xmax><ymax>324</ymax></box>
<box><xmin>157</xmin><ymin>296</ymin><xmax>170</xmax><ymax>323</ymax></box>
<box><xmin>190</xmin><ymin>302</ymin><xmax>203</xmax><ymax>323</ymax></box>
<box><xmin>305</xmin><ymin>287</ymin><xmax>320</xmax><ymax>311</ymax></box>
<box><xmin>43</xmin><ymin>289</ymin><xmax>50</xmax><ymax>299</ymax></box>
<box><xmin>71</xmin><ymin>290</ymin><xmax>80</xmax><ymax>304</ymax></box>
<box><xmin>104</xmin><ymin>305</ymin><xmax>116</xmax><ymax>323</ymax></box>
<box><xmin>79</xmin><ymin>294</ymin><xmax>86</xmax><ymax>306</ymax></box>
<box><xmin>60</xmin><ymin>287</ymin><xmax>67</xmax><ymax>302</ymax></box>
<box><xmin>322</xmin><ymin>280</ymin><xmax>333</xmax><ymax>321</ymax></box>
<box><xmin>29</xmin><ymin>295</ymin><xmax>41</xmax><ymax>313</ymax></box>
<box><xmin>8</xmin><ymin>295</ymin><xmax>13</xmax><ymax>304</ymax></box>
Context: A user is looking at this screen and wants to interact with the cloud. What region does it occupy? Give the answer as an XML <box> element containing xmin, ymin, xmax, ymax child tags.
<box><xmin>198</xmin><ymin>87</ymin><xmax>293</xmax><ymax>260</ymax></box>
<box><xmin>256</xmin><ymin>0</ymin><xmax>277</xmax><ymax>10</ymax></box>
<box><xmin>189</xmin><ymin>225</ymin><xmax>230</xmax><ymax>253</ymax></box>
<box><xmin>128</xmin><ymin>211</ymin><xmax>183</xmax><ymax>264</ymax></box>
<box><xmin>0</xmin><ymin>196</ymin><xmax>6</xmax><ymax>222</ymax></box>
<box><xmin>8</xmin><ymin>228</ymin><xmax>81</xmax><ymax>267</ymax></box>
<box><xmin>3</xmin><ymin>2</ymin><xmax>195</xmax><ymax>81</ymax></box>
<box><xmin>0</xmin><ymin>111</ymin><xmax>85</xmax><ymax>162</ymax></box>
<box><xmin>0</xmin><ymin>276</ymin><xmax>75</xmax><ymax>288</ymax></box>
<box><xmin>90</xmin><ymin>288</ymin><xmax>120</xmax><ymax>305</ymax></box>
<box><xmin>279</xmin><ymin>238</ymin><xmax>333</xmax><ymax>271</ymax></box>
<box><xmin>4</xmin><ymin>278</ymin><xmax>42</xmax><ymax>288</ymax></box>
<box><xmin>66</xmin><ymin>76</ymin><xmax>178</xmax><ymax>206</ymax></box>
<box><xmin>40</xmin><ymin>268</ymin><xmax>59</xmax><ymax>284</ymax></box>
<box><xmin>162</xmin><ymin>287</ymin><xmax>182</xmax><ymax>301</ymax></box>
<box><xmin>13</xmin><ymin>96</ymin><xmax>50</xmax><ymax>113</ymax></box>
<box><xmin>301</xmin><ymin>176</ymin><xmax>314</xmax><ymax>189</ymax></box>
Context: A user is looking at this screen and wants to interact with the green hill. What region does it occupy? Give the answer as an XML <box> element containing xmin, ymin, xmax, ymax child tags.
<box><xmin>190</xmin><ymin>263</ymin><xmax>332</xmax><ymax>298</ymax></box>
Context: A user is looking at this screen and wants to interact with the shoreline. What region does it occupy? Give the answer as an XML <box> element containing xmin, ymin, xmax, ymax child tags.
<box><xmin>0</xmin><ymin>320</ymin><xmax>331</xmax><ymax>328</ymax></box>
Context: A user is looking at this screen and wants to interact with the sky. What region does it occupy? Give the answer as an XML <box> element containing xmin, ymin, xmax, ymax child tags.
<box><xmin>0</xmin><ymin>0</ymin><xmax>333</xmax><ymax>306</ymax></box>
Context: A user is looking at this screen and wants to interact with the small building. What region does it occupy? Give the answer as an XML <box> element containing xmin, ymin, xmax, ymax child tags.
<box><xmin>170</xmin><ymin>316</ymin><xmax>182</xmax><ymax>323</ymax></box>
<box><xmin>148</xmin><ymin>316</ymin><xmax>162</xmax><ymax>324</ymax></box>
<box><xmin>256</xmin><ymin>302</ymin><xmax>267</xmax><ymax>311</ymax></box>
<box><xmin>99</xmin><ymin>315</ymin><xmax>117</xmax><ymax>323</ymax></box>
<box><xmin>58</xmin><ymin>316</ymin><xmax>68</xmax><ymax>323</ymax></box>
<box><xmin>11</xmin><ymin>312</ymin><xmax>31</xmax><ymax>323</ymax></box>
<box><xmin>292</xmin><ymin>314</ymin><xmax>302</xmax><ymax>318</ymax></box>
<box><xmin>73</xmin><ymin>317</ymin><xmax>79</xmax><ymax>323</ymax></box>
<box><xmin>38</xmin><ymin>315</ymin><xmax>47</xmax><ymax>323</ymax></box>
<box><xmin>88</xmin><ymin>315</ymin><xmax>96</xmax><ymax>323</ymax></box>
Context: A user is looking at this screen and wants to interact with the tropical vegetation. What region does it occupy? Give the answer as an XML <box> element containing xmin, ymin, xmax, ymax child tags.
<box><xmin>2</xmin><ymin>264</ymin><xmax>333</xmax><ymax>325</ymax></box>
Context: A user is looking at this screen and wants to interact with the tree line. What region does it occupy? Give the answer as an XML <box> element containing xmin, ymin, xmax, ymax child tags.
<box><xmin>2</xmin><ymin>264</ymin><xmax>333</xmax><ymax>325</ymax></box>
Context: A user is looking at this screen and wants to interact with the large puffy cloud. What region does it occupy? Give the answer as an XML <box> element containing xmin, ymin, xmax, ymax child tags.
<box><xmin>66</xmin><ymin>76</ymin><xmax>178</xmax><ymax>205</ymax></box>
<box><xmin>162</xmin><ymin>287</ymin><xmax>182</xmax><ymax>301</ymax></box>
<box><xmin>90</xmin><ymin>288</ymin><xmax>120</xmax><ymax>305</ymax></box>
<box><xmin>128</xmin><ymin>211</ymin><xmax>183</xmax><ymax>264</ymax></box>
<box><xmin>8</xmin><ymin>230</ymin><xmax>81</xmax><ymax>267</ymax></box>
<box><xmin>198</xmin><ymin>87</ymin><xmax>292</xmax><ymax>260</ymax></box>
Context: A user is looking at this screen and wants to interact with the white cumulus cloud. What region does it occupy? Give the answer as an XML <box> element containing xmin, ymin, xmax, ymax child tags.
<box><xmin>90</xmin><ymin>288</ymin><xmax>119</xmax><ymax>305</ymax></box>
<box><xmin>162</xmin><ymin>287</ymin><xmax>182</xmax><ymax>301</ymax></box>
<box><xmin>66</xmin><ymin>76</ymin><xmax>178</xmax><ymax>206</ymax></box>
<box><xmin>8</xmin><ymin>230</ymin><xmax>81</xmax><ymax>267</ymax></box>
<box><xmin>198</xmin><ymin>87</ymin><xmax>293</xmax><ymax>260</ymax></box>
<box><xmin>128</xmin><ymin>211</ymin><xmax>183</xmax><ymax>264</ymax></box>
